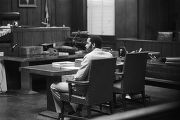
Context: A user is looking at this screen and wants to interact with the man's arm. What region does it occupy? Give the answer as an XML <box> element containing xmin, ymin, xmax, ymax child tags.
<box><xmin>74</xmin><ymin>55</ymin><xmax>90</xmax><ymax>81</ymax></box>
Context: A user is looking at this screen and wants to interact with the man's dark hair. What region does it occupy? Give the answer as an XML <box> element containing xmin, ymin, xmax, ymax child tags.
<box><xmin>89</xmin><ymin>35</ymin><xmax>102</xmax><ymax>48</ymax></box>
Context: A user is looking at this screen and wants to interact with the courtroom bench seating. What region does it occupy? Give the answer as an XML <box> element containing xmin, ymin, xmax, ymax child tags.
<box><xmin>145</xmin><ymin>77</ymin><xmax>180</xmax><ymax>90</ymax></box>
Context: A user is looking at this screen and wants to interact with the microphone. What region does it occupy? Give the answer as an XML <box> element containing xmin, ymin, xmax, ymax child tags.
<box><xmin>138</xmin><ymin>48</ymin><xmax>142</xmax><ymax>52</ymax></box>
<box><xmin>11</xmin><ymin>44</ymin><xmax>17</xmax><ymax>52</ymax></box>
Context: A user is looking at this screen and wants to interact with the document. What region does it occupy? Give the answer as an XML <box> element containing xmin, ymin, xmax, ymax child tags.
<box><xmin>61</xmin><ymin>66</ymin><xmax>80</xmax><ymax>70</ymax></box>
<box><xmin>52</xmin><ymin>61</ymin><xmax>75</xmax><ymax>68</ymax></box>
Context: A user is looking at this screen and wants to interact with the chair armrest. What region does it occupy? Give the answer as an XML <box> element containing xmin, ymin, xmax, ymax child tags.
<box><xmin>115</xmin><ymin>71</ymin><xmax>124</xmax><ymax>76</ymax></box>
<box><xmin>115</xmin><ymin>72</ymin><xmax>124</xmax><ymax>82</ymax></box>
<box><xmin>67</xmin><ymin>80</ymin><xmax>89</xmax><ymax>100</ymax></box>
<box><xmin>66</xmin><ymin>80</ymin><xmax>89</xmax><ymax>86</ymax></box>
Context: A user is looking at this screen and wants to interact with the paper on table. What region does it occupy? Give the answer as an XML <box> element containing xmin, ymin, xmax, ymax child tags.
<box><xmin>52</xmin><ymin>61</ymin><xmax>75</xmax><ymax>68</ymax></box>
<box><xmin>52</xmin><ymin>61</ymin><xmax>74</xmax><ymax>64</ymax></box>
<box><xmin>61</xmin><ymin>66</ymin><xmax>80</xmax><ymax>70</ymax></box>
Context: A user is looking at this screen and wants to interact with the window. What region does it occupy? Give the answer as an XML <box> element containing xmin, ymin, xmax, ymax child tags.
<box><xmin>87</xmin><ymin>0</ymin><xmax>115</xmax><ymax>35</ymax></box>
<box><xmin>19</xmin><ymin>0</ymin><xmax>37</xmax><ymax>7</ymax></box>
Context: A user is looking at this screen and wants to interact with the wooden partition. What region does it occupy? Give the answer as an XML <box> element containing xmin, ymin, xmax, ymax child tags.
<box><xmin>11</xmin><ymin>27</ymin><xmax>70</xmax><ymax>56</ymax></box>
<box><xmin>116</xmin><ymin>38</ymin><xmax>180</xmax><ymax>57</ymax></box>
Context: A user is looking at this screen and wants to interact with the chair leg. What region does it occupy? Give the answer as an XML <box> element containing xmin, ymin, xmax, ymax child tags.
<box><xmin>141</xmin><ymin>91</ymin><xmax>145</xmax><ymax>106</ymax></box>
<box><xmin>113</xmin><ymin>93</ymin><xmax>117</xmax><ymax>105</ymax></box>
<box><xmin>99</xmin><ymin>104</ymin><xmax>103</xmax><ymax>111</ymax></box>
<box><xmin>60</xmin><ymin>101</ymin><xmax>65</xmax><ymax>120</ymax></box>
<box><xmin>57</xmin><ymin>113</ymin><xmax>61</xmax><ymax>120</ymax></box>
<box><xmin>87</xmin><ymin>106</ymin><xmax>91</xmax><ymax>118</ymax></box>
<box><xmin>122</xmin><ymin>93</ymin><xmax>126</xmax><ymax>110</ymax></box>
<box><xmin>109</xmin><ymin>101</ymin><xmax>113</xmax><ymax>114</ymax></box>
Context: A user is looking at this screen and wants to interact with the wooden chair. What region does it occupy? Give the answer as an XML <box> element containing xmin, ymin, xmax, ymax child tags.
<box><xmin>58</xmin><ymin>58</ymin><xmax>116</xmax><ymax>119</ymax></box>
<box><xmin>113</xmin><ymin>52</ymin><xmax>148</xmax><ymax>108</ymax></box>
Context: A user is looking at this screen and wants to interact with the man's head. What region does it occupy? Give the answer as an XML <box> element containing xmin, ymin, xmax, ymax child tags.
<box><xmin>85</xmin><ymin>35</ymin><xmax>102</xmax><ymax>52</ymax></box>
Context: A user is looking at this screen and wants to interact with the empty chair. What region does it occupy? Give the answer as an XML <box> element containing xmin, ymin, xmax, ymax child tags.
<box><xmin>113</xmin><ymin>52</ymin><xmax>148</xmax><ymax>108</ymax></box>
<box><xmin>56</xmin><ymin>58</ymin><xmax>116</xmax><ymax>119</ymax></box>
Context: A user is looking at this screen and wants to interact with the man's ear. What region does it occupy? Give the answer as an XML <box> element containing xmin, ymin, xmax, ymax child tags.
<box><xmin>92</xmin><ymin>43</ymin><xmax>95</xmax><ymax>48</ymax></box>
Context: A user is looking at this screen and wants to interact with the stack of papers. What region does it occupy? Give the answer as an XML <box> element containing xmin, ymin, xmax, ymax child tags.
<box><xmin>52</xmin><ymin>61</ymin><xmax>80</xmax><ymax>69</ymax></box>
<box><xmin>52</xmin><ymin>61</ymin><xmax>74</xmax><ymax>68</ymax></box>
<box><xmin>58</xmin><ymin>52</ymin><xmax>69</xmax><ymax>56</ymax></box>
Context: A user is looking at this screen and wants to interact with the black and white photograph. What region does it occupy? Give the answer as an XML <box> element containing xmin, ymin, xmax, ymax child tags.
<box><xmin>0</xmin><ymin>0</ymin><xmax>180</xmax><ymax>120</ymax></box>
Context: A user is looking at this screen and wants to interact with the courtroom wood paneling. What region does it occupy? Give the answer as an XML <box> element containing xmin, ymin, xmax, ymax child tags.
<box><xmin>115</xmin><ymin>0</ymin><xmax>138</xmax><ymax>38</ymax></box>
<box><xmin>114</xmin><ymin>0</ymin><xmax>179</xmax><ymax>39</ymax></box>
<box><xmin>0</xmin><ymin>0</ymin><xmax>72</xmax><ymax>27</ymax></box>
<box><xmin>101</xmin><ymin>36</ymin><xmax>116</xmax><ymax>50</ymax></box>
<box><xmin>71</xmin><ymin>0</ymin><xmax>87</xmax><ymax>31</ymax></box>
<box><xmin>175</xmin><ymin>0</ymin><xmax>180</xmax><ymax>31</ymax></box>
<box><xmin>55</xmin><ymin>0</ymin><xmax>72</xmax><ymax>27</ymax></box>
<box><xmin>11</xmin><ymin>27</ymin><xmax>70</xmax><ymax>56</ymax></box>
<box><xmin>0</xmin><ymin>44</ymin><xmax>12</xmax><ymax>56</ymax></box>
<box><xmin>116</xmin><ymin>38</ymin><xmax>180</xmax><ymax>57</ymax></box>
<box><xmin>0</xmin><ymin>0</ymin><xmax>12</xmax><ymax>12</ymax></box>
<box><xmin>161</xmin><ymin>42</ymin><xmax>172</xmax><ymax>57</ymax></box>
<box><xmin>142</xmin><ymin>41</ymin><xmax>152</xmax><ymax>52</ymax></box>
<box><xmin>150</xmin><ymin>42</ymin><xmax>162</xmax><ymax>56</ymax></box>
<box><xmin>138</xmin><ymin>0</ymin><xmax>177</xmax><ymax>40</ymax></box>
<box><xmin>172</xmin><ymin>43</ymin><xmax>180</xmax><ymax>56</ymax></box>
<box><xmin>12</xmin><ymin>0</ymin><xmax>42</xmax><ymax>26</ymax></box>
<box><xmin>0</xmin><ymin>0</ymin><xmax>179</xmax><ymax>41</ymax></box>
<box><xmin>146</xmin><ymin>63</ymin><xmax>180</xmax><ymax>81</ymax></box>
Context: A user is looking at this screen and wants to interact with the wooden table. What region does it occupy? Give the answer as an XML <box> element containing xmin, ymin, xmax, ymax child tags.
<box><xmin>20</xmin><ymin>63</ymin><xmax>80</xmax><ymax>110</ymax></box>
<box><xmin>20</xmin><ymin>64</ymin><xmax>79</xmax><ymax>118</ymax></box>
<box><xmin>0</xmin><ymin>54</ymin><xmax>84</xmax><ymax>90</ymax></box>
<box><xmin>19</xmin><ymin>60</ymin><xmax>123</xmax><ymax>94</ymax></box>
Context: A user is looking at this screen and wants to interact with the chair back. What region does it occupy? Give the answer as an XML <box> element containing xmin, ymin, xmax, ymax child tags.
<box><xmin>121</xmin><ymin>52</ymin><xmax>148</xmax><ymax>93</ymax></box>
<box><xmin>86</xmin><ymin>58</ymin><xmax>116</xmax><ymax>105</ymax></box>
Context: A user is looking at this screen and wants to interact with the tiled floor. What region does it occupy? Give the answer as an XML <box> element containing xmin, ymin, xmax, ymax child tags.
<box><xmin>0</xmin><ymin>85</ymin><xmax>180</xmax><ymax>120</ymax></box>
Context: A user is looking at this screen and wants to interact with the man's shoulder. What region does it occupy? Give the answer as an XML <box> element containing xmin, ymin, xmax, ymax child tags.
<box><xmin>84</xmin><ymin>49</ymin><xmax>113</xmax><ymax>58</ymax></box>
<box><xmin>84</xmin><ymin>51</ymin><xmax>94</xmax><ymax>57</ymax></box>
<box><xmin>87</xmin><ymin>52</ymin><xmax>112</xmax><ymax>59</ymax></box>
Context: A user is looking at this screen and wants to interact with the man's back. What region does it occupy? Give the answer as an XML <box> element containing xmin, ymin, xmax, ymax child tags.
<box><xmin>85</xmin><ymin>48</ymin><xmax>112</xmax><ymax>60</ymax></box>
<box><xmin>74</xmin><ymin>48</ymin><xmax>112</xmax><ymax>81</ymax></box>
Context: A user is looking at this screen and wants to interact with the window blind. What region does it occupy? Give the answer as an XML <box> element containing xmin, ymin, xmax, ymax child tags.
<box><xmin>87</xmin><ymin>0</ymin><xmax>115</xmax><ymax>35</ymax></box>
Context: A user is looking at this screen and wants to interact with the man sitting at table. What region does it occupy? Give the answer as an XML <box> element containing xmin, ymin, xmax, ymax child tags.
<box><xmin>50</xmin><ymin>35</ymin><xmax>113</xmax><ymax>115</ymax></box>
